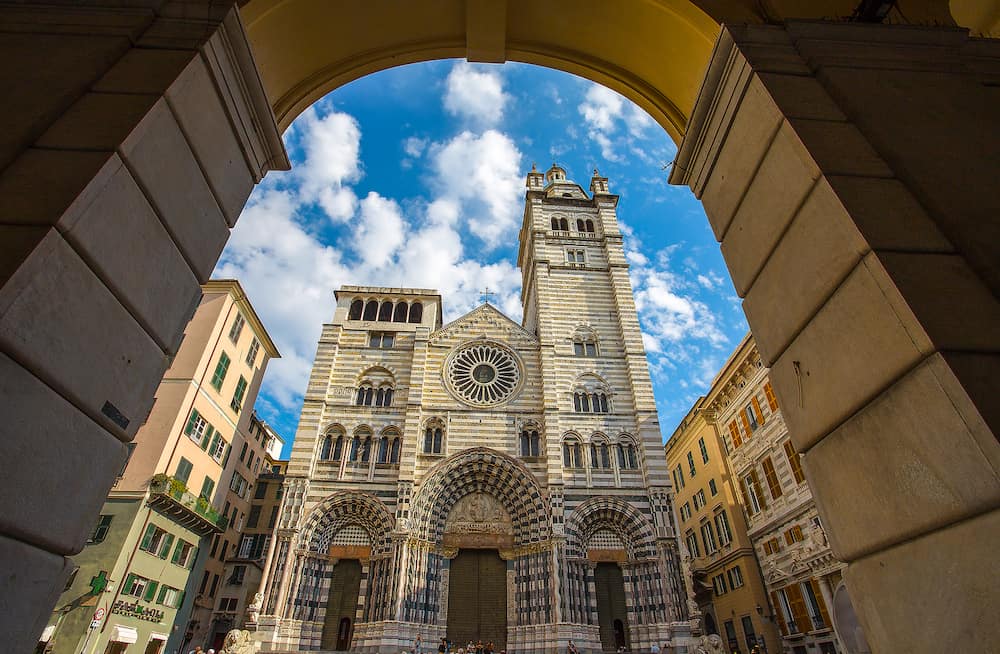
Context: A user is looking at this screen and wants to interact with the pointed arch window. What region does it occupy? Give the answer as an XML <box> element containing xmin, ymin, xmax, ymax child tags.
<box><xmin>362</xmin><ymin>300</ymin><xmax>378</xmax><ymax>321</ymax></box>
<box><xmin>520</xmin><ymin>429</ymin><xmax>540</xmax><ymax>457</ymax></box>
<box><xmin>348</xmin><ymin>436</ymin><xmax>361</xmax><ymax>462</ymax></box>
<box><xmin>348</xmin><ymin>299</ymin><xmax>364</xmax><ymax>320</ymax></box>
<box><xmin>356</xmin><ymin>385</ymin><xmax>374</xmax><ymax>406</ymax></box>
<box><xmin>423</xmin><ymin>425</ymin><xmax>443</xmax><ymax>454</ymax></box>
<box><xmin>408</xmin><ymin>302</ymin><xmax>423</xmax><ymax>324</ymax></box>
<box><xmin>392</xmin><ymin>302</ymin><xmax>408</xmax><ymax>322</ymax></box>
<box><xmin>376</xmin><ymin>438</ymin><xmax>388</xmax><ymax>464</ymax></box>
<box><xmin>562</xmin><ymin>438</ymin><xmax>584</xmax><ymax>468</ymax></box>
<box><xmin>617</xmin><ymin>442</ymin><xmax>638</xmax><ymax>469</ymax></box>
<box><xmin>591</xmin><ymin>442</ymin><xmax>611</xmax><ymax>469</ymax></box>
<box><xmin>320</xmin><ymin>435</ymin><xmax>333</xmax><ymax>460</ymax></box>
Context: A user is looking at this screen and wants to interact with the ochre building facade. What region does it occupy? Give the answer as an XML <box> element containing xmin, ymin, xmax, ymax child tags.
<box><xmin>254</xmin><ymin>166</ymin><xmax>692</xmax><ymax>653</ymax></box>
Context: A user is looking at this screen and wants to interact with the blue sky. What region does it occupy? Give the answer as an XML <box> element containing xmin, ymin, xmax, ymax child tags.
<box><xmin>215</xmin><ymin>61</ymin><xmax>748</xmax><ymax>457</ymax></box>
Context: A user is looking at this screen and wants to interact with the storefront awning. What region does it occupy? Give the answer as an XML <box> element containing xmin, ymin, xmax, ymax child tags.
<box><xmin>40</xmin><ymin>626</ymin><xmax>55</xmax><ymax>642</ymax></box>
<box><xmin>110</xmin><ymin>626</ymin><xmax>138</xmax><ymax>644</ymax></box>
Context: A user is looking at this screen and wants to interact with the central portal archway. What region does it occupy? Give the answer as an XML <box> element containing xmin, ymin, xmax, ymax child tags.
<box><xmin>447</xmin><ymin>549</ymin><xmax>508</xmax><ymax>650</ymax></box>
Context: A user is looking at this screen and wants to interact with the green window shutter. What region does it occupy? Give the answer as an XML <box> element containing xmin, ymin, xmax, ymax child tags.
<box><xmin>187</xmin><ymin>547</ymin><xmax>198</xmax><ymax>569</ymax></box>
<box><xmin>201</xmin><ymin>424</ymin><xmax>214</xmax><ymax>450</ymax></box>
<box><xmin>221</xmin><ymin>443</ymin><xmax>231</xmax><ymax>468</ymax></box>
<box><xmin>159</xmin><ymin>534</ymin><xmax>174</xmax><ymax>559</ymax></box>
<box><xmin>123</xmin><ymin>573</ymin><xmax>135</xmax><ymax>595</ymax></box>
<box><xmin>144</xmin><ymin>581</ymin><xmax>158</xmax><ymax>602</ymax></box>
<box><xmin>157</xmin><ymin>585</ymin><xmax>168</xmax><ymax>604</ymax></box>
<box><xmin>200</xmin><ymin>477</ymin><xmax>216</xmax><ymax>499</ymax></box>
<box><xmin>139</xmin><ymin>524</ymin><xmax>156</xmax><ymax>550</ymax></box>
<box><xmin>211</xmin><ymin>353</ymin><xmax>231</xmax><ymax>390</ymax></box>
<box><xmin>209</xmin><ymin>431</ymin><xmax>221</xmax><ymax>457</ymax></box>
<box><xmin>176</xmin><ymin>590</ymin><xmax>185</xmax><ymax>609</ymax></box>
<box><xmin>171</xmin><ymin>540</ymin><xmax>183</xmax><ymax>564</ymax></box>
<box><xmin>184</xmin><ymin>409</ymin><xmax>199</xmax><ymax>435</ymax></box>
<box><xmin>175</xmin><ymin>457</ymin><xmax>193</xmax><ymax>484</ymax></box>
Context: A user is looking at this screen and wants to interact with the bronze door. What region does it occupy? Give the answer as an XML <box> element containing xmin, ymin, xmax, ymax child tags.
<box><xmin>446</xmin><ymin>549</ymin><xmax>507</xmax><ymax>650</ymax></box>
<box><xmin>595</xmin><ymin>562</ymin><xmax>629</xmax><ymax>652</ymax></box>
<box><xmin>321</xmin><ymin>559</ymin><xmax>363</xmax><ymax>651</ymax></box>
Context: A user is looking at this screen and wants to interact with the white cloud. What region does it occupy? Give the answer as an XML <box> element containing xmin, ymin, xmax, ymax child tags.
<box><xmin>430</xmin><ymin>129</ymin><xmax>523</xmax><ymax>247</ymax></box>
<box><xmin>355</xmin><ymin>192</ymin><xmax>406</xmax><ymax>268</ymax></box>
<box><xmin>580</xmin><ymin>85</ymin><xmax>624</xmax><ymax>132</ymax></box>
<box><xmin>294</xmin><ymin>107</ymin><xmax>363</xmax><ymax>222</ymax></box>
<box><xmin>444</xmin><ymin>62</ymin><xmax>510</xmax><ymax>127</ymax></box>
<box><xmin>578</xmin><ymin>83</ymin><xmax>670</xmax><ymax>166</ymax></box>
<box><xmin>404</xmin><ymin>136</ymin><xmax>428</xmax><ymax>158</ymax></box>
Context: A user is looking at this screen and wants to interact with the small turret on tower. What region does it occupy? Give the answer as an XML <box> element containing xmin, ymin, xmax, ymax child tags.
<box><xmin>526</xmin><ymin>163</ymin><xmax>544</xmax><ymax>190</ymax></box>
<box><xmin>590</xmin><ymin>168</ymin><xmax>610</xmax><ymax>195</ymax></box>
<box><xmin>545</xmin><ymin>163</ymin><xmax>568</xmax><ymax>185</ymax></box>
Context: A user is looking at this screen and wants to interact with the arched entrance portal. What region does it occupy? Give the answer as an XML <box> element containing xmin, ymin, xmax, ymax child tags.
<box><xmin>1</xmin><ymin>3</ymin><xmax>996</xmax><ymax>653</ymax></box>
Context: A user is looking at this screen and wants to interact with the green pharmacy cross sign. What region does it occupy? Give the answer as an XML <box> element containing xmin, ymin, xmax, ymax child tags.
<box><xmin>89</xmin><ymin>571</ymin><xmax>109</xmax><ymax>595</ymax></box>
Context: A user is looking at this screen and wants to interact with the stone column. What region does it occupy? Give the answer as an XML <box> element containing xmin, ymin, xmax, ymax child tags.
<box><xmin>670</xmin><ymin>21</ymin><xmax>1000</xmax><ymax>653</ymax></box>
<box><xmin>0</xmin><ymin>2</ymin><xmax>287</xmax><ymax>651</ymax></box>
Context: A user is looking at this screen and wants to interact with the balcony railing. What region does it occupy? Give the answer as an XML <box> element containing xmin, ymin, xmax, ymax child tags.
<box><xmin>148</xmin><ymin>474</ymin><xmax>228</xmax><ymax>536</ymax></box>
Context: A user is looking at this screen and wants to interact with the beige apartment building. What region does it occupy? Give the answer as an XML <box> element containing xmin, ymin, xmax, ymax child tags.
<box><xmin>40</xmin><ymin>280</ymin><xmax>278</xmax><ymax>654</ymax></box>
<box><xmin>208</xmin><ymin>414</ymin><xmax>287</xmax><ymax>646</ymax></box>
<box><xmin>706</xmin><ymin>335</ymin><xmax>868</xmax><ymax>654</ymax></box>
<box><xmin>666</xmin><ymin>399</ymin><xmax>780</xmax><ymax>654</ymax></box>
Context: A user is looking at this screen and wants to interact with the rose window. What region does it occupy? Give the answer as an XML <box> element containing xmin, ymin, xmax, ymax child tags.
<box><xmin>446</xmin><ymin>341</ymin><xmax>522</xmax><ymax>406</ymax></box>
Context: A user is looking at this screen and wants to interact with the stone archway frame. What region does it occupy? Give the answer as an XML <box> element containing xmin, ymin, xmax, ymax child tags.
<box><xmin>409</xmin><ymin>447</ymin><xmax>551</xmax><ymax>548</ymax></box>
<box><xmin>300</xmin><ymin>490</ymin><xmax>396</xmax><ymax>557</ymax></box>
<box><xmin>564</xmin><ymin>496</ymin><xmax>658</xmax><ymax>561</ymax></box>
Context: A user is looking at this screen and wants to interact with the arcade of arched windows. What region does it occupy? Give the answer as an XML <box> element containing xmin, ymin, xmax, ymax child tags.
<box><xmin>319</xmin><ymin>425</ymin><xmax>401</xmax><ymax>466</ymax></box>
<box><xmin>348</xmin><ymin>297</ymin><xmax>423</xmax><ymax>324</ymax></box>
<box><xmin>355</xmin><ymin>383</ymin><xmax>394</xmax><ymax>407</ymax></box>
<box><xmin>519</xmin><ymin>424</ymin><xmax>542</xmax><ymax>458</ymax></box>
<box><xmin>571</xmin><ymin>326</ymin><xmax>600</xmax><ymax>357</ymax></box>
<box><xmin>422</xmin><ymin>418</ymin><xmax>445</xmax><ymax>455</ymax></box>
<box><xmin>573</xmin><ymin>390</ymin><xmax>609</xmax><ymax>413</ymax></box>
<box><xmin>549</xmin><ymin>215</ymin><xmax>597</xmax><ymax>235</ymax></box>
<box><xmin>562</xmin><ymin>433</ymin><xmax>639</xmax><ymax>471</ymax></box>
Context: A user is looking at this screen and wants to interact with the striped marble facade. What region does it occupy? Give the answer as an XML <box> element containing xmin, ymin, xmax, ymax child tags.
<box><xmin>255</xmin><ymin>166</ymin><xmax>694</xmax><ymax>653</ymax></box>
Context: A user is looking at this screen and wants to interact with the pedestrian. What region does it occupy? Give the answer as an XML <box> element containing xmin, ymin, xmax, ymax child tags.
<box><xmin>188</xmin><ymin>647</ymin><xmax>203</xmax><ymax>654</ymax></box>
<box><xmin>415</xmin><ymin>635</ymin><xmax>423</xmax><ymax>654</ymax></box>
<box><xmin>439</xmin><ymin>637</ymin><xmax>447</xmax><ymax>654</ymax></box>
<box><xmin>651</xmin><ymin>642</ymin><xmax>660</xmax><ymax>654</ymax></box>
<box><xmin>568</xmin><ymin>640</ymin><xmax>579</xmax><ymax>654</ymax></box>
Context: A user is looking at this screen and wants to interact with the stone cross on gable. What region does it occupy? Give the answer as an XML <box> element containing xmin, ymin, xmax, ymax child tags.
<box><xmin>479</xmin><ymin>288</ymin><xmax>496</xmax><ymax>304</ymax></box>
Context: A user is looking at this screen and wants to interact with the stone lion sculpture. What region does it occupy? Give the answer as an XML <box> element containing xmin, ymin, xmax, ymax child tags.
<box><xmin>693</xmin><ymin>634</ymin><xmax>726</xmax><ymax>654</ymax></box>
<box><xmin>220</xmin><ymin>629</ymin><xmax>257</xmax><ymax>654</ymax></box>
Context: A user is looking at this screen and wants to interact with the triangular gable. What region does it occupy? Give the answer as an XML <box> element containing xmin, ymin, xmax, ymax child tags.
<box><xmin>429</xmin><ymin>303</ymin><xmax>537</xmax><ymax>346</ymax></box>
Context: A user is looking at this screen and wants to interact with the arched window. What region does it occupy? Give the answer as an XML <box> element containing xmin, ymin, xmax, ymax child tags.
<box><xmin>591</xmin><ymin>442</ymin><xmax>611</xmax><ymax>469</ymax></box>
<box><xmin>576</xmin><ymin>218</ymin><xmax>586</xmax><ymax>232</ymax></box>
<box><xmin>586</xmin><ymin>219</ymin><xmax>595</xmax><ymax>233</ymax></box>
<box><xmin>408</xmin><ymin>301</ymin><xmax>423</xmax><ymax>323</ymax></box>
<box><xmin>574</xmin><ymin>339</ymin><xmax>598</xmax><ymax>356</ymax></box>
<box><xmin>563</xmin><ymin>438</ymin><xmax>584</xmax><ymax>468</ymax></box>
<box><xmin>559</xmin><ymin>217</ymin><xmax>569</xmax><ymax>231</ymax></box>
<box><xmin>332</xmin><ymin>435</ymin><xmax>344</xmax><ymax>461</ymax></box>
<box><xmin>378</xmin><ymin>301</ymin><xmax>393</xmax><ymax>321</ymax></box>
<box><xmin>361</xmin><ymin>436</ymin><xmax>372</xmax><ymax>463</ymax></box>
<box><xmin>356</xmin><ymin>385</ymin><xmax>374</xmax><ymax>406</ymax></box>
<box><xmin>617</xmin><ymin>441</ymin><xmax>637</xmax><ymax>469</ymax></box>
<box><xmin>376</xmin><ymin>438</ymin><xmax>388</xmax><ymax>464</ymax></box>
<box><xmin>423</xmin><ymin>425</ymin><xmax>443</xmax><ymax>454</ymax></box>
<box><xmin>362</xmin><ymin>300</ymin><xmax>378</xmax><ymax>321</ymax></box>
<box><xmin>349</xmin><ymin>436</ymin><xmax>361</xmax><ymax>462</ymax></box>
<box><xmin>551</xmin><ymin>217</ymin><xmax>560</xmax><ymax>230</ymax></box>
<box><xmin>519</xmin><ymin>429</ymin><xmax>540</xmax><ymax>457</ymax></box>
<box><xmin>371</xmin><ymin>387</ymin><xmax>393</xmax><ymax>407</ymax></box>
<box><xmin>320</xmin><ymin>435</ymin><xmax>333</xmax><ymax>460</ymax></box>
<box><xmin>531</xmin><ymin>430</ymin><xmax>540</xmax><ymax>457</ymax></box>
<box><xmin>392</xmin><ymin>302</ymin><xmax>408</xmax><ymax>322</ymax></box>
<box><xmin>348</xmin><ymin>299</ymin><xmax>364</xmax><ymax>320</ymax></box>
<box><xmin>599</xmin><ymin>393</ymin><xmax>609</xmax><ymax>413</ymax></box>
<box><xmin>389</xmin><ymin>437</ymin><xmax>401</xmax><ymax>463</ymax></box>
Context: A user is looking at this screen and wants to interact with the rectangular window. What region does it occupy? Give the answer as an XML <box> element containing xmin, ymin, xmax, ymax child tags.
<box><xmin>698</xmin><ymin>437</ymin><xmax>709</xmax><ymax>463</ymax></box>
<box><xmin>228</xmin><ymin>313</ymin><xmax>245</xmax><ymax>343</ymax></box>
<box><xmin>728</xmin><ymin>420</ymin><xmax>743</xmax><ymax>449</ymax></box>
<box><xmin>763</xmin><ymin>537</ymin><xmax>781</xmax><ymax>556</ymax></box>
<box><xmin>714</xmin><ymin>511</ymin><xmax>733</xmax><ymax>547</ymax></box>
<box><xmin>211</xmin><ymin>352</ymin><xmax>231</xmax><ymax>391</ymax></box>
<box><xmin>122</xmin><ymin>573</ymin><xmax>151</xmax><ymax>599</ymax></box>
<box><xmin>728</xmin><ymin>565</ymin><xmax>745</xmax><ymax>588</ymax></box>
<box><xmin>230</xmin><ymin>376</ymin><xmax>247</xmax><ymax>413</ymax></box>
<box><xmin>712</xmin><ymin>573</ymin><xmax>728</xmax><ymax>596</ymax></box>
<box><xmin>88</xmin><ymin>515</ymin><xmax>113</xmax><ymax>544</ymax></box>
<box><xmin>784</xmin><ymin>525</ymin><xmax>804</xmax><ymax>545</ymax></box>
<box><xmin>254</xmin><ymin>482</ymin><xmax>268</xmax><ymax>500</ymax></box>
<box><xmin>742</xmin><ymin>472</ymin><xmax>766</xmax><ymax>515</ymax></box>
<box><xmin>219</xmin><ymin>597</ymin><xmax>239</xmax><ymax>612</ymax></box>
<box><xmin>805</xmin><ymin>579</ymin><xmax>832</xmax><ymax>630</ymax></box>
<box><xmin>175</xmin><ymin>457</ymin><xmax>193</xmax><ymax>485</ymax></box>
<box><xmin>184</xmin><ymin>409</ymin><xmax>208</xmax><ymax>444</ymax></box>
<box><xmin>741</xmin><ymin>616</ymin><xmax>757</xmax><ymax>653</ymax></box>
<box><xmin>701</xmin><ymin>521</ymin><xmax>717</xmax><ymax>555</ymax></box>
<box><xmin>762</xmin><ymin>456</ymin><xmax>783</xmax><ymax>500</ymax></box>
<box><xmin>139</xmin><ymin>524</ymin><xmax>169</xmax><ymax>557</ymax></box>
<box><xmin>674</xmin><ymin>464</ymin><xmax>685</xmax><ymax>489</ymax></box>
<box><xmin>685</xmin><ymin>531</ymin><xmax>700</xmax><ymax>558</ymax></box>
<box><xmin>783</xmin><ymin>584</ymin><xmax>811</xmax><ymax>635</ymax></box>
<box><xmin>229</xmin><ymin>472</ymin><xmax>248</xmax><ymax>498</ymax></box>
<box><xmin>246</xmin><ymin>338</ymin><xmax>260</xmax><ymax>366</ymax></box>
<box><xmin>784</xmin><ymin>441</ymin><xmax>806</xmax><ymax>484</ymax></box>
<box><xmin>680</xmin><ymin>503</ymin><xmax>690</xmax><ymax>521</ymax></box>
<box><xmin>199</xmin><ymin>477</ymin><xmax>216</xmax><ymax>500</ymax></box>
<box><xmin>566</xmin><ymin>248</ymin><xmax>585</xmax><ymax>264</ymax></box>
<box><xmin>156</xmin><ymin>584</ymin><xmax>182</xmax><ymax>608</ymax></box>
<box><xmin>697</xmin><ymin>489</ymin><xmax>706</xmax><ymax>508</ymax></box>
<box><xmin>709</xmin><ymin>478</ymin><xmax>718</xmax><ymax>496</ymax></box>
<box><xmin>574</xmin><ymin>342</ymin><xmax>584</xmax><ymax>355</ymax></box>
<box><xmin>209</xmin><ymin>574</ymin><xmax>219</xmax><ymax>598</ymax></box>
<box><xmin>247</xmin><ymin>505</ymin><xmax>262</xmax><ymax>528</ymax></box>
<box><xmin>369</xmin><ymin>332</ymin><xmax>395</xmax><ymax>348</ymax></box>
<box><xmin>585</xmin><ymin>342</ymin><xmax>597</xmax><ymax>356</ymax></box>
<box><xmin>268</xmin><ymin>506</ymin><xmax>279</xmax><ymax>529</ymax></box>
<box><xmin>228</xmin><ymin>565</ymin><xmax>246</xmax><ymax>586</ymax></box>
<box><xmin>764</xmin><ymin>381</ymin><xmax>779</xmax><ymax>412</ymax></box>
<box><xmin>744</xmin><ymin>403</ymin><xmax>760</xmax><ymax>431</ymax></box>
<box><xmin>218</xmin><ymin>539</ymin><xmax>228</xmax><ymax>561</ymax></box>
<box><xmin>687</xmin><ymin>451</ymin><xmax>696</xmax><ymax>477</ymax></box>
<box><xmin>171</xmin><ymin>540</ymin><xmax>196</xmax><ymax>568</ymax></box>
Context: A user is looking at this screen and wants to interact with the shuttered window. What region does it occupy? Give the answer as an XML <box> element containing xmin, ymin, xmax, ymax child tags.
<box><xmin>784</xmin><ymin>441</ymin><xmax>806</xmax><ymax>484</ymax></box>
<box><xmin>762</xmin><ymin>457</ymin><xmax>782</xmax><ymax>500</ymax></box>
<box><xmin>729</xmin><ymin>421</ymin><xmax>742</xmax><ymax>449</ymax></box>
<box><xmin>764</xmin><ymin>381</ymin><xmax>779</xmax><ymax>412</ymax></box>
<box><xmin>211</xmin><ymin>352</ymin><xmax>230</xmax><ymax>391</ymax></box>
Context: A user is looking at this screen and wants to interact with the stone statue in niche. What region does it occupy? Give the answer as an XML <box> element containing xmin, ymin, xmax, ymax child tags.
<box><xmin>445</xmin><ymin>492</ymin><xmax>511</xmax><ymax>534</ymax></box>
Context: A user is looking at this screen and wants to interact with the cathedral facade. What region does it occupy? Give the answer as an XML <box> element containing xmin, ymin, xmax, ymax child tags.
<box><xmin>255</xmin><ymin>166</ymin><xmax>692</xmax><ymax>653</ymax></box>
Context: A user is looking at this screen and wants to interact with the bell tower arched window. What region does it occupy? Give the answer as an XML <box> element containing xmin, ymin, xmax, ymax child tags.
<box><xmin>408</xmin><ymin>302</ymin><xmax>423</xmax><ymax>323</ymax></box>
<box><xmin>392</xmin><ymin>302</ymin><xmax>408</xmax><ymax>322</ymax></box>
<box><xmin>362</xmin><ymin>300</ymin><xmax>378</xmax><ymax>321</ymax></box>
<box><xmin>378</xmin><ymin>301</ymin><xmax>393</xmax><ymax>321</ymax></box>
<box><xmin>320</xmin><ymin>435</ymin><xmax>333</xmax><ymax>460</ymax></box>
<box><xmin>617</xmin><ymin>441</ymin><xmax>638</xmax><ymax>469</ymax></box>
<box><xmin>348</xmin><ymin>299</ymin><xmax>363</xmax><ymax>320</ymax></box>
<box><xmin>356</xmin><ymin>385</ymin><xmax>374</xmax><ymax>406</ymax></box>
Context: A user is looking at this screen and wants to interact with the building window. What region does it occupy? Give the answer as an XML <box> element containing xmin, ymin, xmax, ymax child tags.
<box><xmin>211</xmin><ymin>352</ymin><xmax>231</xmax><ymax>391</ymax></box>
<box><xmin>175</xmin><ymin>457</ymin><xmax>193</xmax><ymax>485</ymax></box>
<box><xmin>376</xmin><ymin>437</ymin><xmax>389</xmax><ymax>463</ymax></box>
<box><xmin>268</xmin><ymin>506</ymin><xmax>278</xmax><ymax>529</ymax></box>
<box><xmin>392</xmin><ymin>302</ymin><xmax>408</xmax><ymax>322</ymax></box>
<box><xmin>208</xmin><ymin>432</ymin><xmax>228</xmax><ymax>464</ymax></box>
<box><xmin>228</xmin><ymin>313</ymin><xmax>245</xmax><ymax>343</ymax></box>
<box><xmin>122</xmin><ymin>573</ymin><xmax>154</xmax><ymax>601</ymax></box>
<box><xmin>701</xmin><ymin>521</ymin><xmax>718</xmax><ymax>554</ymax></box>
<box><xmin>709</xmin><ymin>478</ymin><xmax>718</xmax><ymax>496</ymax></box>
<box><xmin>348</xmin><ymin>299</ymin><xmax>364</xmax><ymax>320</ymax></box>
<box><xmin>562</xmin><ymin>439</ymin><xmax>584</xmax><ymax>468</ymax></box>
<box><xmin>369</xmin><ymin>331</ymin><xmax>395</xmax><ymax>348</ymax></box>
<box><xmin>698</xmin><ymin>437</ymin><xmax>709</xmax><ymax>463</ymax></box>
<box><xmin>714</xmin><ymin>510</ymin><xmax>733</xmax><ymax>547</ymax></box>
<box><xmin>566</xmin><ymin>248</ymin><xmax>586</xmax><ymax>264</ymax></box>
<box><xmin>742</xmin><ymin>472</ymin><xmax>766</xmax><ymax>515</ymax></box>
<box><xmin>674</xmin><ymin>464</ymin><xmax>685</xmax><ymax>489</ymax></box>
<box><xmin>247</xmin><ymin>505</ymin><xmax>261</xmax><ymax>529</ymax></box>
<box><xmin>763</xmin><ymin>538</ymin><xmax>782</xmax><ymax>556</ymax></box>
<box><xmin>390</xmin><ymin>436</ymin><xmax>401</xmax><ymax>463</ymax></box>
<box><xmin>171</xmin><ymin>540</ymin><xmax>196</xmax><ymax>568</ymax></box>
<box><xmin>254</xmin><ymin>482</ymin><xmax>268</xmax><ymax>500</ymax></box>
<box><xmin>362</xmin><ymin>299</ymin><xmax>378</xmax><ymax>321</ymax></box>
<box><xmin>784</xmin><ymin>525</ymin><xmax>804</xmax><ymax>545</ymax></box>
<box><xmin>374</xmin><ymin>387</ymin><xmax>394</xmax><ymax>407</ymax></box>
<box><xmin>694</xmin><ymin>489</ymin><xmax>707</xmax><ymax>509</ymax></box>
<box><xmin>157</xmin><ymin>585</ymin><xmax>182</xmax><ymax>608</ymax></box>
<box><xmin>573</xmin><ymin>391</ymin><xmax>609</xmax><ymax>413</ymax></box>
<box><xmin>728</xmin><ymin>565</ymin><xmax>745</xmax><ymax>589</ymax></box>
<box><xmin>228</xmin><ymin>565</ymin><xmax>246</xmax><ymax>586</ymax></box>
<box><xmin>184</xmin><ymin>409</ymin><xmax>209</xmax><ymax>445</ymax></box>
<box><xmin>140</xmin><ymin>524</ymin><xmax>173</xmax><ymax>559</ymax></box>
<box><xmin>803</xmin><ymin>580</ymin><xmax>831</xmax><ymax>630</ymax></box>
<box><xmin>423</xmin><ymin>426</ymin><xmax>444</xmax><ymax>454</ymax></box>
<box><xmin>520</xmin><ymin>429</ymin><xmax>540</xmax><ymax>457</ymax></box>
<box><xmin>218</xmin><ymin>597</ymin><xmax>239</xmax><ymax>612</ymax></box>
<box><xmin>685</xmin><ymin>531</ymin><xmax>700</xmax><ymax>558</ymax></box>
<box><xmin>762</xmin><ymin>456</ymin><xmax>783</xmax><ymax>500</ymax></box>
<box><xmin>230</xmin><ymin>376</ymin><xmax>248</xmax><ymax>413</ymax></box>
<box><xmin>679</xmin><ymin>503</ymin><xmax>691</xmax><ymax>522</ymax></box>
<box><xmin>408</xmin><ymin>301</ymin><xmax>423</xmax><ymax>323</ymax></box>
<box><xmin>687</xmin><ymin>451</ymin><xmax>696</xmax><ymax>477</ymax></box>
<box><xmin>617</xmin><ymin>442</ymin><xmax>638</xmax><ymax>469</ymax></box>
<box><xmin>764</xmin><ymin>381</ymin><xmax>779</xmax><ymax>412</ymax></box>
<box><xmin>742</xmin><ymin>399</ymin><xmax>762</xmax><ymax>434</ymax></box>
<box><xmin>209</xmin><ymin>574</ymin><xmax>220</xmax><ymax>598</ymax></box>
<box><xmin>590</xmin><ymin>442</ymin><xmax>612</xmax><ymax>469</ymax></box>
<box><xmin>88</xmin><ymin>515</ymin><xmax>113</xmax><ymax>544</ymax></box>
<box><xmin>728</xmin><ymin>420</ymin><xmax>743</xmax><ymax>449</ymax></box>
<box><xmin>199</xmin><ymin>477</ymin><xmax>215</xmax><ymax>500</ymax></box>
<box><xmin>784</xmin><ymin>441</ymin><xmax>806</xmax><ymax>484</ymax></box>
<box><xmin>573</xmin><ymin>339</ymin><xmax>598</xmax><ymax>356</ymax></box>
<box><xmin>712</xmin><ymin>573</ymin><xmax>728</xmax><ymax>596</ymax></box>
<box><xmin>551</xmin><ymin>216</ymin><xmax>569</xmax><ymax>231</ymax></box>
<box><xmin>356</xmin><ymin>385</ymin><xmax>374</xmax><ymax>406</ymax></box>
<box><xmin>378</xmin><ymin>301</ymin><xmax>393</xmax><ymax>321</ymax></box>
<box><xmin>230</xmin><ymin>472</ymin><xmax>248</xmax><ymax>498</ymax></box>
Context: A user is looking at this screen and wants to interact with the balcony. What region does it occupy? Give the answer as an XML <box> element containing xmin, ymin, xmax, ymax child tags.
<box><xmin>148</xmin><ymin>475</ymin><xmax>228</xmax><ymax>536</ymax></box>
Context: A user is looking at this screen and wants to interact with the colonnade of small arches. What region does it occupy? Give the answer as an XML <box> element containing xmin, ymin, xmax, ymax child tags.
<box><xmin>549</xmin><ymin>216</ymin><xmax>597</xmax><ymax>234</ymax></box>
<box><xmin>348</xmin><ymin>297</ymin><xmax>424</xmax><ymax>323</ymax></box>
<box><xmin>561</xmin><ymin>432</ymin><xmax>640</xmax><ymax>471</ymax></box>
<box><xmin>319</xmin><ymin>426</ymin><xmax>402</xmax><ymax>465</ymax></box>
<box><xmin>573</xmin><ymin>372</ymin><xmax>613</xmax><ymax>414</ymax></box>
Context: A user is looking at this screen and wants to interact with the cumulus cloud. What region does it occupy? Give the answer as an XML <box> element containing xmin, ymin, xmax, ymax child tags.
<box><xmin>355</xmin><ymin>192</ymin><xmax>406</xmax><ymax>268</ymax></box>
<box><xmin>294</xmin><ymin>107</ymin><xmax>363</xmax><ymax>222</ymax></box>
<box><xmin>578</xmin><ymin>83</ymin><xmax>669</xmax><ymax>166</ymax></box>
<box><xmin>444</xmin><ymin>62</ymin><xmax>510</xmax><ymax>127</ymax></box>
